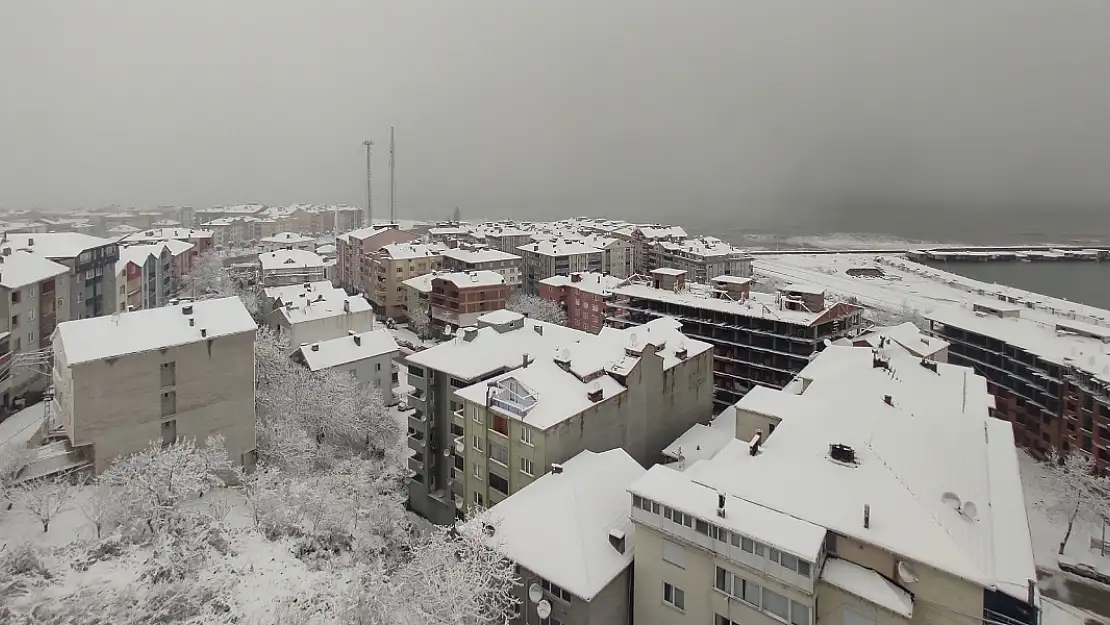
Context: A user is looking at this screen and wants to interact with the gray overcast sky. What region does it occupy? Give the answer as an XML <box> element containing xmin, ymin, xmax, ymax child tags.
<box><xmin>2</xmin><ymin>1</ymin><xmax>1110</xmax><ymax>237</ymax></box>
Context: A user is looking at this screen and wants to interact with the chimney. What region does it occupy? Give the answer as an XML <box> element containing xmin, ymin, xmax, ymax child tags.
<box><xmin>1</xmin><ymin>248</ymin><xmax>8</xmax><ymax>256</ymax></box>
<box><xmin>27</xmin><ymin>237</ymin><xmax>33</xmax><ymax>246</ymax></box>
<box><xmin>749</xmin><ymin>429</ymin><xmax>763</xmax><ymax>456</ymax></box>
<box><xmin>182</xmin><ymin>304</ymin><xmax>193</xmax><ymax>315</ymax></box>
<box><xmin>354</xmin><ymin>334</ymin><xmax>361</xmax><ymax>346</ymax></box>
<box><xmin>126</xmin><ymin>305</ymin><xmax>134</xmax><ymax>312</ymax></box>
<box><xmin>343</xmin><ymin>299</ymin><xmax>350</xmax><ymax>313</ymax></box>
<box><xmin>571</xmin><ymin>273</ymin><xmax>582</xmax><ymax>283</ymax></box>
<box><xmin>587</xmin><ymin>385</ymin><xmax>604</xmax><ymax>402</ymax></box>
<box><xmin>716</xmin><ymin>493</ymin><xmax>726</xmax><ymax>518</ymax></box>
<box><xmin>462</xmin><ymin>327</ymin><xmax>478</xmax><ymax>342</ymax></box>
<box><xmin>200</xmin><ymin>328</ymin><xmax>207</xmax><ymax>338</ymax></box>
<box><xmin>883</xmin><ymin>395</ymin><xmax>893</xmax><ymax>406</ymax></box>
<box><xmin>534</xmin><ymin>325</ymin><xmax>543</xmax><ymax>336</ymax></box>
<box><xmin>608</xmin><ymin>529</ymin><xmax>626</xmax><ymax>554</ymax></box>
<box><xmin>864</xmin><ymin>504</ymin><xmax>871</xmax><ymax>529</ymax></box>
<box><xmin>189</xmin><ymin>318</ymin><xmax>195</xmax><ymax>327</ymax></box>
<box><xmin>522</xmin><ymin>353</ymin><xmax>530</xmax><ymax>368</ymax></box>
<box><xmin>551</xmin><ymin>463</ymin><xmax>563</xmax><ymax>474</ymax></box>
<box><xmin>311</xmin><ymin>343</ymin><xmax>320</xmax><ymax>352</ymax></box>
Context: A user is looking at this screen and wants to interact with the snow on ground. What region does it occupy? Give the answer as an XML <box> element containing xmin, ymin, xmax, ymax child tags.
<box><xmin>1021</xmin><ymin>451</ymin><xmax>1110</xmax><ymax>575</ymax></box>
<box><xmin>0</xmin><ymin>402</ymin><xmax>46</xmax><ymax>449</ymax></box>
<box><xmin>1043</xmin><ymin>596</ymin><xmax>1109</xmax><ymax>625</ymax></box>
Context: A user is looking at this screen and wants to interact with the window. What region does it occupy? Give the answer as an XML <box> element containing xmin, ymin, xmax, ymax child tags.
<box><xmin>473</xmin><ymin>463</ymin><xmax>483</xmax><ymax>479</ymax></box>
<box><xmin>489</xmin><ymin>473</ymin><xmax>509</xmax><ymax>495</ymax></box>
<box><xmin>473</xmin><ymin>491</ymin><xmax>484</xmax><ymax>507</ymax></box>
<box><xmin>406</xmin><ymin>365</ymin><xmax>424</xmax><ymax>378</ymax></box>
<box><xmin>161</xmin><ymin>391</ymin><xmax>177</xmax><ymax>417</ymax></box>
<box><xmin>473</xmin><ymin>408</ymin><xmax>483</xmax><ymax>424</ymax></box>
<box><xmin>520</xmin><ymin>427</ymin><xmax>534</xmax><ymax>446</ymax></box>
<box><xmin>10</xmin><ymin>290</ymin><xmax>20</xmax><ymax>304</ymax></box>
<box><xmin>520</xmin><ymin>457</ymin><xmax>534</xmax><ymax>476</ymax></box>
<box><xmin>375</xmin><ymin>362</ymin><xmax>381</xmax><ymax>371</ymax></box>
<box><xmin>741</xmin><ymin>536</ymin><xmax>765</xmax><ymax>556</ymax></box>
<box><xmin>791</xmin><ymin>601</ymin><xmax>811</xmax><ymax>625</ymax></box>
<box><xmin>661</xmin><ymin>539</ymin><xmax>686</xmax><ymax>568</ymax></box>
<box><xmin>10</xmin><ymin>314</ymin><xmax>17</xmax><ymax>328</ymax></box>
<box><xmin>489</xmin><ymin>442</ymin><xmax>508</xmax><ymax>466</ymax></box>
<box><xmin>161</xmin><ymin>362</ymin><xmax>176</xmax><ymax>387</ymax></box>
<box><xmin>27</xmin><ymin>331</ymin><xmax>34</xmax><ymax>343</ymax></box>
<box><xmin>472</xmin><ymin>435</ymin><xmax>482</xmax><ymax>453</ymax></box>
<box><xmin>717</xmin><ymin>615</ymin><xmax>741</xmax><ymax>625</ymax></box>
<box><xmin>28</xmin><ymin>309</ymin><xmax>35</xmax><ymax>321</ymax></box>
<box><xmin>797</xmin><ymin>560</ymin><xmax>811</xmax><ymax>578</ymax></box>
<box><xmin>662</xmin><ymin>582</ymin><xmax>684</xmax><ymax>611</ymax></box>
<box><xmin>541</xmin><ymin>579</ymin><xmax>572</xmax><ymax>603</ymax></box>
<box><xmin>763</xmin><ymin>589</ymin><xmax>790</xmax><ymax>622</ymax></box>
<box><xmin>710</xmin><ymin>524</ymin><xmax>728</xmax><ymax>543</ymax></box>
<box><xmin>695</xmin><ymin>519</ymin><xmax>709</xmax><ymax>535</ymax></box>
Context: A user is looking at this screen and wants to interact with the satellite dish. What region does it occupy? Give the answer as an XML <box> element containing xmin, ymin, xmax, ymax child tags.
<box><xmin>536</xmin><ymin>600</ymin><xmax>552</xmax><ymax>620</ymax></box>
<box><xmin>940</xmin><ymin>492</ymin><xmax>961</xmax><ymax>510</ymax></box>
<box><xmin>961</xmin><ymin>501</ymin><xmax>979</xmax><ymax>520</ymax></box>
<box><xmin>528</xmin><ymin>583</ymin><xmax>543</xmax><ymax>603</ymax></box>
<box><xmin>897</xmin><ymin>561</ymin><xmax>919</xmax><ymax>584</ymax></box>
<box><xmin>823</xmin><ymin>338</ymin><xmax>832</xmax><ymax>348</ymax></box>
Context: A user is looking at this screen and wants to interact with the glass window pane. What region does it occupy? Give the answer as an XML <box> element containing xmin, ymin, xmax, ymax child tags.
<box><xmin>743</xmin><ymin>580</ymin><xmax>761</xmax><ymax>606</ymax></box>
<box><xmin>791</xmin><ymin>601</ymin><xmax>810</xmax><ymax>625</ymax></box>
<box><xmin>764</xmin><ymin>589</ymin><xmax>789</xmax><ymax>620</ymax></box>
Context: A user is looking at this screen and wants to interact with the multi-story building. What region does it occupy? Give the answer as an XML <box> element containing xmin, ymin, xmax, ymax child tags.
<box><xmin>293</xmin><ymin>329</ymin><xmax>399</xmax><ymax>405</ymax></box>
<box><xmin>270</xmin><ymin>289</ymin><xmax>375</xmax><ymax>347</ymax></box>
<box><xmin>608</xmin><ymin>270</ymin><xmax>865</xmax><ymax>409</ymax></box>
<box><xmin>113</xmin><ymin>243</ymin><xmax>176</xmax><ymax>311</ymax></box>
<box><xmin>478</xmin><ymin>225</ymin><xmax>532</xmax><ymax>255</ymax></box>
<box><xmin>403</xmin><ymin>310</ymin><xmax>712</xmax><ymax>525</ymax></box>
<box><xmin>0</xmin><ymin>233</ymin><xmax>120</xmax><ymax>320</ymax></box>
<box><xmin>368</xmin><ymin>243</ymin><xmax>445</xmax><ymax>319</ymax></box>
<box><xmin>517</xmin><ymin>240</ymin><xmax>604</xmax><ymax>294</ymax></box>
<box><xmin>123</xmin><ymin>228</ymin><xmax>213</xmax><ymax>262</ymax></box>
<box><xmin>580</xmin><ymin>234</ymin><xmax>634</xmax><ymax>279</ymax></box>
<box><xmin>401</xmin><ymin>273</ymin><xmax>434</xmax><ymax>319</ymax></box>
<box><xmin>0</xmin><ymin>250</ymin><xmax>72</xmax><ymax>407</ymax></box>
<box><xmin>474</xmin><ymin>448</ymin><xmax>645</xmax><ymax>625</ymax></box>
<box><xmin>260</xmin><ymin>232</ymin><xmax>316</xmax><ymax>252</ymax></box>
<box><xmin>612</xmin><ymin>224</ymin><xmax>688</xmax><ymax>274</ymax></box>
<box><xmin>646</xmin><ymin>236</ymin><xmax>754</xmax><ymax>282</ymax></box>
<box><xmin>335</xmin><ymin>225</ymin><xmax>420</xmax><ymax>295</ymax></box>
<box><xmin>440</xmin><ymin>245</ymin><xmax>524</xmax><ymax>290</ymax></box>
<box><xmin>853</xmin><ymin>321</ymin><xmax>949</xmax><ymax>362</ymax></box>
<box><xmin>538</xmin><ymin>272</ymin><xmax>626</xmax><ymax>334</ymax></box>
<box><xmin>925</xmin><ymin>300</ymin><xmax>1110</xmax><ymax>468</ymax></box>
<box><xmin>51</xmin><ymin>297</ymin><xmax>258</xmax><ymax>473</ymax></box>
<box><xmin>629</xmin><ymin>343</ymin><xmax>1038</xmax><ymax>625</ymax></box>
<box><xmin>193</xmin><ymin>203</ymin><xmax>268</xmax><ymax>225</ymax></box>
<box><xmin>429</xmin><ymin>271</ymin><xmax>508</xmax><ymax>329</ymax></box>
<box><xmin>258</xmin><ymin>249</ymin><xmax>327</xmax><ymax>288</ymax></box>
<box><xmin>427</xmin><ymin>224</ymin><xmax>476</xmax><ymax>245</ymax></box>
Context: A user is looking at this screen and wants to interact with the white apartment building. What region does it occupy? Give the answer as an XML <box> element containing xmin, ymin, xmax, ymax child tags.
<box><xmin>260</xmin><ymin>232</ymin><xmax>316</xmax><ymax>252</ymax></box>
<box><xmin>0</xmin><ymin>250</ymin><xmax>72</xmax><ymax>406</ymax></box>
<box><xmin>293</xmin><ymin>328</ymin><xmax>399</xmax><ymax>405</ymax></box>
<box><xmin>629</xmin><ymin>344</ymin><xmax>1039</xmax><ymax>625</ymax></box>
<box><xmin>646</xmin><ymin>236</ymin><xmax>754</xmax><ymax>282</ymax></box>
<box><xmin>114</xmin><ymin>243</ymin><xmax>176</xmax><ymax>311</ymax></box>
<box><xmin>474</xmin><ymin>448</ymin><xmax>645</xmax><ymax>625</ymax></box>
<box><xmin>580</xmin><ymin>234</ymin><xmax>634</xmax><ymax>279</ymax></box>
<box><xmin>270</xmin><ymin>289</ymin><xmax>374</xmax><ymax>347</ymax></box>
<box><xmin>853</xmin><ymin>322</ymin><xmax>950</xmax><ymax>362</ymax></box>
<box><xmin>258</xmin><ymin>249</ymin><xmax>327</xmax><ymax>287</ymax></box>
<box><xmin>477</xmin><ymin>225</ymin><xmax>533</xmax><ymax>255</ymax></box>
<box><xmin>440</xmin><ymin>245</ymin><xmax>524</xmax><ymax>290</ymax></box>
<box><xmin>51</xmin><ymin>297</ymin><xmax>258</xmax><ymax>473</ymax></box>
<box><xmin>517</xmin><ymin>240</ymin><xmax>604</xmax><ymax>294</ymax></box>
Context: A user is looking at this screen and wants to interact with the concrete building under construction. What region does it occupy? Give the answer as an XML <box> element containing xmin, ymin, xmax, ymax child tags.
<box><xmin>607</xmin><ymin>269</ymin><xmax>865</xmax><ymax>408</ymax></box>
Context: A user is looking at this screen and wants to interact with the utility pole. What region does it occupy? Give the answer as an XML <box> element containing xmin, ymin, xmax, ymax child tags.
<box><xmin>363</xmin><ymin>140</ymin><xmax>374</xmax><ymax>227</ymax></box>
<box><xmin>389</xmin><ymin>126</ymin><xmax>396</xmax><ymax>224</ymax></box>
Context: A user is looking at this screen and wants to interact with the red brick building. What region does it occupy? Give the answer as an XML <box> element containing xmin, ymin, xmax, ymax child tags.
<box><xmin>335</xmin><ymin>225</ymin><xmax>419</xmax><ymax>295</ymax></box>
<box><xmin>538</xmin><ymin>272</ymin><xmax>626</xmax><ymax>334</ymax></box>
<box><xmin>430</xmin><ymin>270</ymin><xmax>508</xmax><ymax>329</ymax></box>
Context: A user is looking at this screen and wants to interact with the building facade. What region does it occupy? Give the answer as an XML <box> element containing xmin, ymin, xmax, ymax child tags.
<box><xmin>335</xmin><ymin>225</ymin><xmax>420</xmax><ymax>295</ymax></box>
<box><xmin>293</xmin><ymin>329</ymin><xmax>399</xmax><ymax>405</ymax></box>
<box><xmin>0</xmin><ymin>250</ymin><xmax>72</xmax><ymax>407</ymax></box>
<box><xmin>368</xmin><ymin>243</ymin><xmax>445</xmax><ymax>319</ymax></box>
<box><xmin>429</xmin><ymin>271</ymin><xmax>508</xmax><ymax>329</ymax></box>
<box><xmin>51</xmin><ymin>298</ymin><xmax>258</xmax><ymax>473</ymax></box>
<box><xmin>439</xmin><ymin>245</ymin><xmax>524</xmax><ymax>290</ymax></box>
<box><xmin>258</xmin><ymin>249</ymin><xmax>327</xmax><ymax>287</ymax></box>
<box><xmin>538</xmin><ymin>272</ymin><xmax>626</xmax><ymax>334</ymax></box>
<box><xmin>517</xmin><ymin>240</ymin><xmax>604</xmax><ymax>294</ymax></box>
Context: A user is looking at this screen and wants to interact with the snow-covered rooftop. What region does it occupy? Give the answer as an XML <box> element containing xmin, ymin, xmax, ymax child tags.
<box><xmin>263</xmin><ymin>280</ymin><xmax>336</xmax><ymax>302</ymax></box>
<box><xmin>125</xmin><ymin>228</ymin><xmax>213</xmax><ymax>242</ymax></box>
<box><xmin>516</xmin><ymin>240</ymin><xmax>602</xmax><ymax>258</ymax></box>
<box><xmin>0</xmin><ymin>250</ymin><xmax>69</xmax><ymax>289</ymax></box>
<box><xmin>539</xmin><ymin>272</ymin><xmax>626</xmax><ymax>296</ymax></box>
<box><xmin>117</xmin><ymin>243</ymin><xmax>169</xmax><ymax>270</ymax></box>
<box><xmin>276</xmin><ymin>292</ymin><xmax>373</xmax><ymax>325</ymax></box>
<box><xmin>650</xmin><ymin>267</ymin><xmax>686</xmax><ymax>276</ymax></box>
<box><xmin>261</xmin><ymin>232</ymin><xmax>316</xmax><ymax>245</ymax></box>
<box><xmin>611</xmin><ymin>281</ymin><xmax>853</xmax><ymax>326</ymax></box>
<box><xmin>440</xmin><ymin>247</ymin><xmax>521</xmax><ymax>264</ymax></box>
<box><xmin>661</xmin><ymin>411</ymin><xmax>737</xmax><ymax>470</ymax></box>
<box><xmin>656</xmin><ymin>236</ymin><xmax>751</xmax><ymax>259</ymax></box>
<box><xmin>436</xmin><ymin>270</ymin><xmax>506</xmax><ymax>289</ymax></box>
<box><xmin>475</xmin><ymin>448</ymin><xmax>644</xmax><ymax>601</ymax></box>
<box><xmin>377</xmin><ymin>242</ymin><xmax>445</xmax><ymax>261</ymax></box>
<box><xmin>336</xmin><ymin>225</ymin><xmax>396</xmax><ymax>242</ymax></box>
<box><xmin>106</xmin><ymin>224</ymin><xmax>141</xmax><ymax>234</ymax></box>
<box><xmin>296</xmin><ymin>329</ymin><xmax>399</xmax><ymax>371</ymax></box>
<box><xmin>259</xmin><ymin>249</ymin><xmax>326</xmax><ymax>271</ymax></box>
<box><xmin>678</xmin><ymin>344</ymin><xmax>1036</xmax><ymax>602</ymax></box>
<box><xmin>615</xmin><ymin>224</ymin><xmax>688</xmax><ymax>240</ymax></box>
<box><xmin>820</xmin><ymin>558</ymin><xmax>914</xmax><ymax>618</ymax></box>
<box><xmin>855</xmin><ymin>322</ymin><xmax>949</xmax><ymax>360</ymax></box>
<box><xmin>401</xmin><ymin>273</ymin><xmax>436</xmax><ymax>295</ymax></box>
<box><xmin>0</xmin><ymin>232</ymin><xmax>115</xmax><ymax>258</ymax></box>
<box><xmin>54</xmin><ymin>297</ymin><xmax>256</xmax><ymax>366</ymax></box>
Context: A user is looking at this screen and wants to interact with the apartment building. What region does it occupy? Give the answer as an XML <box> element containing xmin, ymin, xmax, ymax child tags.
<box><xmin>368</xmin><ymin>242</ymin><xmax>445</xmax><ymax>319</ymax></box>
<box><xmin>403</xmin><ymin>310</ymin><xmax>712</xmax><ymax>525</ymax></box>
<box><xmin>113</xmin><ymin>243</ymin><xmax>176</xmax><ymax>311</ymax></box>
<box><xmin>124</xmin><ymin>228</ymin><xmax>213</xmax><ymax>261</ymax></box>
<box><xmin>612</xmin><ymin>224</ymin><xmax>687</xmax><ymax>274</ymax></box>
<box><xmin>608</xmin><ymin>270</ymin><xmax>865</xmax><ymax>408</ymax></box>
<box><xmin>517</xmin><ymin>240</ymin><xmax>604</xmax><ymax>294</ymax></box>
<box><xmin>335</xmin><ymin>225</ymin><xmax>420</xmax><ymax>295</ymax></box>
<box><xmin>51</xmin><ymin>297</ymin><xmax>258</xmax><ymax>473</ymax></box>
<box><xmin>853</xmin><ymin>322</ymin><xmax>949</xmax><ymax>362</ymax></box>
<box><xmin>580</xmin><ymin>234</ymin><xmax>634</xmax><ymax>279</ymax></box>
<box><xmin>293</xmin><ymin>329</ymin><xmax>399</xmax><ymax>405</ymax></box>
<box><xmin>440</xmin><ymin>245</ymin><xmax>524</xmax><ymax>290</ymax></box>
<box><xmin>474</xmin><ymin>448</ymin><xmax>645</xmax><ymax>625</ymax></box>
<box><xmin>429</xmin><ymin>271</ymin><xmax>508</xmax><ymax>329</ymax></box>
<box><xmin>258</xmin><ymin>249</ymin><xmax>327</xmax><ymax>287</ymax></box>
<box><xmin>478</xmin><ymin>225</ymin><xmax>532</xmax><ymax>255</ymax></box>
<box><xmin>925</xmin><ymin>300</ymin><xmax>1110</xmax><ymax>468</ymax></box>
<box><xmin>1</xmin><ymin>233</ymin><xmax>120</xmax><ymax>319</ymax></box>
<box><xmin>645</xmin><ymin>236</ymin><xmax>754</xmax><ymax>282</ymax></box>
<box><xmin>269</xmin><ymin>290</ymin><xmax>375</xmax><ymax>347</ymax></box>
<box><xmin>260</xmin><ymin>232</ymin><xmax>316</xmax><ymax>252</ymax></box>
<box><xmin>0</xmin><ymin>250</ymin><xmax>72</xmax><ymax>406</ymax></box>
<box><xmin>427</xmin><ymin>224</ymin><xmax>476</xmax><ymax>245</ymax></box>
<box><xmin>193</xmin><ymin>203</ymin><xmax>268</xmax><ymax>225</ymax></box>
<box><xmin>538</xmin><ymin>272</ymin><xmax>626</xmax><ymax>334</ymax></box>
<box><xmin>629</xmin><ymin>343</ymin><xmax>1038</xmax><ymax>625</ymax></box>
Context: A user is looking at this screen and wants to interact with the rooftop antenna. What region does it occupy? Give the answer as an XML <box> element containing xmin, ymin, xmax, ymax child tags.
<box><xmin>389</xmin><ymin>126</ymin><xmax>396</xmax><ymax>224</ymax></box>
<box><xmin>362</xmin><ymin>140</ymin><xmax>374</xmax><ymax>227</ymax></box>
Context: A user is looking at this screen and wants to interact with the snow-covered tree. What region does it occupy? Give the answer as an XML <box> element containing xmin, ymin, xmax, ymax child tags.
<box><xmin>183</xmin><ymin>250</ymin><xmax>261</xmax><ymax>320</ymax></box>
<box><xmin>80</xmin><ymin>483</ymin><xmax>126</xmax><ymax>539</ymax></box>
<box><xmin>344</xmin><ymin>522</ymin><xmax>519</xmax><ymax>625</ymax></box>
<box><xmin>1042</xmin><ymin>448</ymin><xmax>1110</xmax><ymax>554</ymax></box>
<box><xmin>16</xmin><ymin>475</ymin><xmax>75</xmax><ymax>533</ymax></box>
<box><xmin>0</xmin><ymin>443</ymin><xmax>28</xmax><ymax>512</ymax></box>
<box><xmin>505</xmin><ymin>292</ymin><xmax>566</xmax><ymax>326</ymax></box>
<box><xmin>407</xmin><ymin>304</ymin><xmax>432</xmax><ymax>340</ymax></box>
<box><xmin>98</xmin><ymin>436</ymin><xmax>235</xmax><ymax>535</ymax></box>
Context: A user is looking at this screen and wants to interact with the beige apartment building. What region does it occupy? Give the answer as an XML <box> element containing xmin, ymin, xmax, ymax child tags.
<box><xmin>439</xmin><ymin>245</ymin><xmax>524</xmax><ymax>290</ymax></box>
<box><xmin>368</xmin><ymin>242</ymin><xmax>445</xmax><ymax>319</ymax></box>
<box><xmin>517</xmin><ymin>239</ymin><xmax>604</xmax><ymax>294</ymax></box>
<box><xmin>335</xmin><ymin>225</ymin><xmax>420</xmax><ymax>295</ymax></box>
<box><xmin>51</xmin><ymin>297</ymin><xmax>258</xmax><ymax>473</ymax></box>
<box><xmin>0</xmin><ymin>250</ymin><xmax>72</xmax><ymax>407</ymax></box>
<box><xmin>629</xmin><ymin>344</ymin><xmax>1039</xmax><ymax>625</ymax></box>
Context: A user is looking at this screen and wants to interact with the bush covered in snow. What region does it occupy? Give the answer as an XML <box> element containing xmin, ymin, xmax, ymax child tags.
<box><xmin>505</xmin><ymin>292</ymin><xmax>567</xmax><ymax>326</ymax></box>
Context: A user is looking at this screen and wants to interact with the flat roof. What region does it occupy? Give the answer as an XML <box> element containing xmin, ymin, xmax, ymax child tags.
<box><xmin>611</xmin><ymin>282</ymin><xmax>845</xmax><ymax>326</ymax></box>
<box><xmin>54</xmin><ymin>297</ymin><xmax>256</xmax><ymax>365</ymax></box>
<box><xmin>436</xmin><ymin>270</ymin><xmax>505</xmax><ymax>289</ymax></box>
<box><xmin>440</xmin><ymin>247</ymin><xmax>521</xmax><ymax>263</ymax></box>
